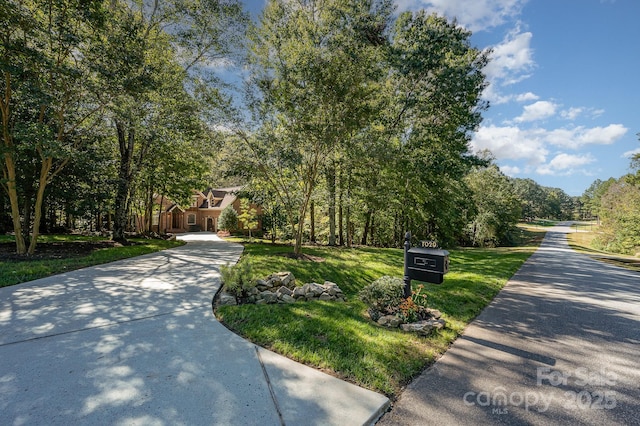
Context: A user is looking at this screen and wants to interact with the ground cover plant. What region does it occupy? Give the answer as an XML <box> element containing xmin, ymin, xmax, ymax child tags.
<box><xmin>566</xmin><ymin>224</ymin><xmax>640</xmax><ymax>272</ymax></box>
<box><xmin>216</xmin><ymin>230</ymin><xmax>545</xmax><ymax>398</ymax></box>
<box><xmin>0</xmin><ymin>235</ymin><xmax>184</xmax><ymax>288</ymax></box>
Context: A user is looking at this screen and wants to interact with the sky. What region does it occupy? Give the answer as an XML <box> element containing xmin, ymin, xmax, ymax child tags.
<box><xmin>241</xmin><ymin>0</ymin><xmax>640</xmax><ymax>196</ymax></box>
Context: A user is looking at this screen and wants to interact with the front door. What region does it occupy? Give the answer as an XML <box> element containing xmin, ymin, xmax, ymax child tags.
<box><xmin>207</xmin><ymin>217</ymin><xmax>213</xmax><ymax>232</ymax></box>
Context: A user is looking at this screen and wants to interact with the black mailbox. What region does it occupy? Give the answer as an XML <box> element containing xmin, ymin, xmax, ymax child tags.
<box><xmin>407</xmin><ymin>247</ymin><xmax>449</xmax><ymax>284</ymax></box>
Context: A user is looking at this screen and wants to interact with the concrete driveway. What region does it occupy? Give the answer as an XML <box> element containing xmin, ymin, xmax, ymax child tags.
<box><xmin>379</xmin><ymin>223</ymin><xmax>640</xmax><ymax>425</ymax></box>
<box><xmin>0</xmin><ymin>234</ymin><xmax>389</xmax><ymax>425</ymax></box>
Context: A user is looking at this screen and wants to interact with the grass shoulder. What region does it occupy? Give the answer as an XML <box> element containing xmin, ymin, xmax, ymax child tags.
<box><xmin>216</xmin><ymin>238</ymin><xmax>543</xmax><ymax>399</ymax></box>
<box><xmin>566</xmin><ymin>225</ymin><xmax>640</xmax><ymax>272</ymax></box>
<box><xmin>0</xmin><ymin>235</ymin><xmax>185</xmax><ymax>288</ymax></box>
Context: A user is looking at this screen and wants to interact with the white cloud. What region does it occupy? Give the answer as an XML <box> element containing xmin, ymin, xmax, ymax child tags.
<box><xmin>471</xmin><ymin>123</ymin><xmax>628</xmax><ymax>171</ymax></box>
<box><xmin>471</xmin><ymin>125</ymin><xmax>548</xmax><ymax>165</ymax></box>
<box><xmin>545</xmin><ymin>124</ymin><xmax>627</xmax><ymax>148</ymax></box>
<box><xmin>536</xmin><ymin>153</ymin><xmax>596</xmax><ymax>176</ymax></box>
<box><xmin>500</xmin><ymin>165</ymin><xmax>521</xmax><ymax>176</ymax></box>
<box><xmin>484</xmin><ymin>28</ymin><xmax>535</xmax><ymax>83</ymax></box>
<box><xmin>514</xmin><ymin>101</ymin><xmax>558</xmax><ymax>122</ymax></box>
<box><xmin>561</xmin><ymin>107</ymin><xmax>584</xmax><ymax>120</ymax></box>
<box><xmin>481</xmin><ymin>27</ymin><xmax>536</xmax><ymax>104</ymax></box>
<box><xmin>623</xmin><ymin>148</ymin><xmax>640</xmax><ymax>158</ymax></box>
<box><xmin>560</xmin><ymin>107</ymin><xmax>606</xmax><ymax>121</ymax></box>
<box><xmin>515</xmin><ymin>92</ymin><xmax>539</xmax><ymax>102</ymax></box>
<box><xmin>580</xmin><ymin>124</ymin><xmax>627</xmax><ymax>144</ymax></box>
<box><xmin>395</xmin><ymin>0</ymin><xmax>529</xmax><ymax>32</ymax></box>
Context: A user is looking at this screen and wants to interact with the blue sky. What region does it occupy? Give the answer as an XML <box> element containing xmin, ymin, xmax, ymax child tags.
<box><xmin>241</xmin><ymin>1</ymin><xmax>640</xmax><ymax>196</ymax></box>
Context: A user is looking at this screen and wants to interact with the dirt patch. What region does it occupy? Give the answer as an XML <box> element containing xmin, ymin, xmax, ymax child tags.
<box><xmin>277</xmin><ymin>252</ymin><xmax>325</xmax><ymax>262</ymax></box>
<box><xmin>0</xmin><ymin>241</ymin><xmax>124</xmax><ymax>261</ymax></box>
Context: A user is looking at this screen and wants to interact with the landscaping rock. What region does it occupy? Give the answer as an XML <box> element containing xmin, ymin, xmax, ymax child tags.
<box><xmin>256</xmin><ymin>279</ymin><xmax>270</xmax><ymax>291</ymax></box>
<box><xmin>276</xmin><ymin>286</ymin><xmax>293</xmax><ymax>297</ymax></box>
<box><xmin>226</xmin><ymin>272</ymin><xmax>346</xmax><ymax>306</ymax></box>
<box><xmin>219</xmin><ymin>292</ymin><xmax>237</xmax><ymax>306</ymax></box>
<box><xmin>378</xmin><ymin>315</ymin><xmax>402</xmax><ymax>328</ymax></box>
<box><xmin>427</xmin><ymin>308</ymin><xmax>442</xmax><ymax>319</ymax></box>
<box><xmin>280</xmin><ymin>294</ymin><xmax>296</xmax><ymax>304</ymax></box>
<box><xmin>307</xmin><ymin>283</ymin><xmax>325</xmax><ymax>297</ymax></box>
<box><xmin>319</xmin><ymin>293</ymin><xmax>335</xmax><ymax>301</ymax></box>
<box><xmin>260</xmin><ymin>290</ymin><xmax>278</xmax><ymax>304</ymax></box>
<box><xmin>400</xmin><ymin>319</ymin><xmax>445</xmax><ymax>336</ymax></box>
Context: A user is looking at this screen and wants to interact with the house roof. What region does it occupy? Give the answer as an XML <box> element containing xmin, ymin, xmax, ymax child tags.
<box><xmin>166</xmin><ymin>203</ymin><xmax>184</xmax><ymax>213</ymax></box>
<box><xmin>160</xmin><ymin>186</ymin><xmax>244</xmax><ymax>211</ymax></box>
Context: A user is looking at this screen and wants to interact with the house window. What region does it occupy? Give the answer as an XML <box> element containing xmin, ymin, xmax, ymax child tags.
<box><xmin>187</xmin><ymin>214</ymin><xmax>196</xmax><ymax>225</ymax></box>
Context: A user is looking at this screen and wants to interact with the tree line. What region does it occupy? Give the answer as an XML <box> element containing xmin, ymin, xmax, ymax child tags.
<box><xmin>580</xmin><ymin>144</ymin><xmax>640</xmax><ymax>255</ymax></box>
<box><xmin>217</xmin><ymin>0</ymin><xmax>582</xmax><ymax>252</ymax></box>
<box><xmin>0</xmin><ymin>0</ymin><xmax>601</xmax><ymax>255</ymax></box>
<box><xmin>1</xmin><ymin>0</ymin><xmax>247</xmax><ymax>254</ymax></box>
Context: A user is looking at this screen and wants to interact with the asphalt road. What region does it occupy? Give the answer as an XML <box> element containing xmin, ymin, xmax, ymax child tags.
<box><xmin>379</xmin><ymin>223</ymin><xmax>640</xmax><ymax>425</ymax></box>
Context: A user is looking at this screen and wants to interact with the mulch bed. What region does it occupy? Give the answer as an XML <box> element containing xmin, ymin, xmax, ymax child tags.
<box><xmin>0</xmin><ymin>241</ymin><xmax>123</xmax><ymax>261</ymax></box>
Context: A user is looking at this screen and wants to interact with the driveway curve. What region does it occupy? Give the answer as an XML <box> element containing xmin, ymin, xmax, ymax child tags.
<box><xmin>0</xmin><ymin>234</ymin><xmax>389</xmax><ymax>425</ymax></box>
<box><xmin>378</xmin><ymin>223</ymin><xmax>640</xmax><ymax>425</ymax></box>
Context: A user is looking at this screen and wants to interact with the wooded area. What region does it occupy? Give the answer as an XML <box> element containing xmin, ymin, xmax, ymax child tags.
<box><xmin>2</xmin><ymin>0</ymin><xmax>638</xmax><ymax>256</ymax></box>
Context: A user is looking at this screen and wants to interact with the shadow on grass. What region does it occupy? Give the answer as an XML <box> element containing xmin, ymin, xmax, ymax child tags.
<box><xmin>218</xmin><ymin>243</ymin><xmax>536</xmax><ymax>398</ymax></box>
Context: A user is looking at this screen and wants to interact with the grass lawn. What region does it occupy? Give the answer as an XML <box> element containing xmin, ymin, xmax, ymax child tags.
<box><xmin>0</xmin><ymin>235</ymin><xmax>184</xmax><ymax>288</ymax></box>
<box><xmin>217</xmin><ymin>227</ymin><xmax>546</xmax><ymax>398</ymax></box>
<box><xmin>566</xmin><ymin>226</ymin><xmax>640</xmax><ymax>272</ymax></box>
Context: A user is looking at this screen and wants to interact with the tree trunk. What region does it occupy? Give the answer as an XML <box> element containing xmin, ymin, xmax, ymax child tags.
<box><xmin>338</xmin><ymin>200</ymin><xmax>344</xmax><ymax>246</ymax></box>
<box><xmin>345</xmin><ymin>170</ymin><xmax>351</xmax><ymax>248</ymax></box>
<box><xmin>310</xmin><ymin>200</ymin><xmax>316</xmax><ymax>243</ymax></box>
<box><xmin>113</xmin><ymin>120</ymin><xmax>135</xmax><ymax>243</ymax></box>
<box><xmin>370</xmin><ymin>211</ymin><xmax>375</xmax><ymax>246</ymax></box>
<box><xmin>28</xmin><ymin>158</ymin><xmax>53</xmax><ymax>254</ymax></box>
<box><xmin>361</xmin><ymin>210</ymin><xmax>371</xmax><ymax>245</ymax></box>
<box><xmin>158</xmin><ymin>194</ymin><xmax>164</xmax><ymax>235</ymax></box>
<box><xmin>2</xmin><ymin>155</ymin><xmax>26</xmax><ymax>254</ymax></box>
<box><xmin>327</xmin><ymin>164</ymin><xmax>336</xmax><ymax>246</ymax></box>
<box><xmin>22</xmin><ymin>188</ymin><xmax>33</xmax><ymax>246</ymax></box>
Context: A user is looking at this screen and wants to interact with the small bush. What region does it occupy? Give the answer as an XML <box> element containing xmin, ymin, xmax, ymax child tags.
<box><xmin>220</xmin><ymin>256</ymin><xmax>256</xmax><ymax>298</ymax></box>
<box><xmin>360</xmin><ymin>278</ymin><xmax>432</xmax><ymax>322</ymax></box>
<box><xmin>219</xmin><ymin>206</ymin><xmax>239</xmax><ymax>232</ymax></box>
<box><xmin>359</xmin><ymin>276</ymin><xmax>405</xmax><ymax>320</ymax></box>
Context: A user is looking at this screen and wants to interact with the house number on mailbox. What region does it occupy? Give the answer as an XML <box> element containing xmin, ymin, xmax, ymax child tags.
<box><xmin>419</xmin><ymin>240</ymin><xmax>438</xmax><ymax>248</ymax></box>
<box><xmin>403</xmin><ymin>232</ymin><xmax>450</xmax><ymax>298</ymax></box>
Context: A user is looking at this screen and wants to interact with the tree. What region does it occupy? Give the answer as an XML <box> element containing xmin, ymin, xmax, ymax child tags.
<box><xmin>91</xmin><ymin>0</ymin><xmax>246</xmax><ymax>243</ymax></box>
<box><xmin>218</xmin><ymin>205</ymin><xmax>238</xmax><ymax>232</ymax></box>
<box><xmin>238</xmin><ymin>198</ymin><xmax>258</xmax><ymax>240</ymax></box>
<box><xmin>581</xmin><ymin>178</ymin><xmax>616</xmax><ymax>223</ymax></box>
<box><xmin>1</xmin><ymin>0</ymin><xmax>107</xmax><ymax>254</ymax></box>
<box><xmin>596</xmin><ymin>178</ymin><xmax>640</xmax><ymax>255</ymax></box>
<box><xmin>241</xmin><ymin>0</ymin><xmax>393</xmax><ymax>255</ymax></box>
<box><xmin>464</xmin><ymin>165</ymin><xmax>521</xmax><ymax>247</ymax></box>
<box><xmin>384</xmin><ymin>11</ymin><xmax>489</xmax><ymax>246</ymax></box>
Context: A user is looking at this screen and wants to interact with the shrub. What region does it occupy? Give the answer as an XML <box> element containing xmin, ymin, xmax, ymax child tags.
<box><xmin>359</xmin><ymin>276</ymin><xmax>405</xmax><ymax>320</ymax></box>
<box><xmin>220</xmin><ymin>256</ymin><xmax>256</xmax><ymax>298</ymax></box>
<box><xmin>219</xmin><ymin>206</ymin><xmax>238</xmax><ymax>232</ymax></box>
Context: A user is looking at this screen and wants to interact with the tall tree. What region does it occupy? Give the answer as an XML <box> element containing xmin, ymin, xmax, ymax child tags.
<box><xmin>464</xmin><ymin>165</ymin><xmax>521</xmax><ymax>246</ymax></box>
<box><xmin>91</xmin><ymin>0</ymin><xmax>246</xmax><ymax>243</ymax></box>
<box><xmin>242</xmin><ymin>0</ymin><xmax>393</xmax><ymax>255</ymax></box>
<box><xmin>385</xmin><ymin>11</ymin><xmax>489</xmax><ymax>246</ymax></box>
<box><xmin>0</xmin><ymin>0</ymin><xmax>106</xmax><ymax>254</ymax></box>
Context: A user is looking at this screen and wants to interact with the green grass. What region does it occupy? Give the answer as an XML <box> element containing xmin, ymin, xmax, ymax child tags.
<box><xmin>0</xmin><ymin>236</ymin><xmax>184</xmax><ymax>287</ymax></box>
<box><xmin>217</xmin><ymin>241</ymin><xmax>542</xmax><ymax>398</ymax></box>
<box><xmin>566</xmin><ymin>227</ymin><xmax>640</xmax><ymax>272</ymax></box>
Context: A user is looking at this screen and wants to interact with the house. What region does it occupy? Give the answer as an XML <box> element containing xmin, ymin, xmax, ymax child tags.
<box><xmin>154</xmin><ymin>187</ymin><xmax>261</xmax><ymax>234</ymax></box>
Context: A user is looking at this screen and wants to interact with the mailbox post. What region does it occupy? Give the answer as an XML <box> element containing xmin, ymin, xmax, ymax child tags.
<box><xmin>403</xmin><ymin>232</ymin><xmax>412</xmax><ymax>298</ymax></box>
<box><xmin>403</xmin><ymin>231</ymin><xmax>450</xmax><ymax>298</ymax></box>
